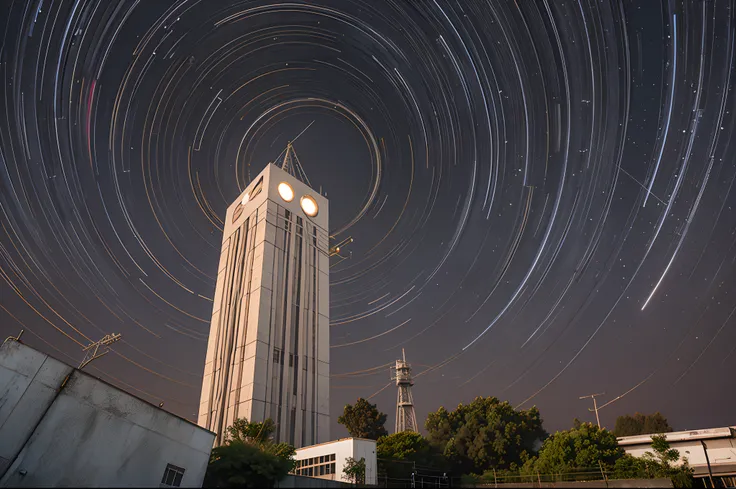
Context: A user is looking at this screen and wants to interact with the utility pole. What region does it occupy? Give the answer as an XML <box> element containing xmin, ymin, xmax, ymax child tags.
<box><xmin>79</xmin><ymin>333</ymin><xmax>121</xmax><ymax>370</ymax></box>
<box><xmin>579</xmin><ymin>393</ymin><xmax>605</xmax><ymax>428</ymax></box>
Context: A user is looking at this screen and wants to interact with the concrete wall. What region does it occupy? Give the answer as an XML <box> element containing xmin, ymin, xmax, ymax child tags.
<box><xmin>0</xmin><ymin>338</ymin><xmax>73</xmax><ymax>476</ymax></box>
<box><xmin>276</xmin><ymin>474</ymin><xmax>352</xmax><ymax>488</ymax></box>
<box><xmin>622</xmin><ymin>436</ymin><xmax>736</xmax><ymax>476</ymax></box>
<box><xmin>0</xmin><ymin>340</ymin><xmax>215</xmax><ymax>488</ymax></box>
<box><xmin>352</xmin><ymin>438</ymin><xmax>378</xmax><ymax>486</ymax></box>
<box><xmin>295</xmin><ymin>438</ymin><xmax>378</xmax><ymax>485</ymax></box>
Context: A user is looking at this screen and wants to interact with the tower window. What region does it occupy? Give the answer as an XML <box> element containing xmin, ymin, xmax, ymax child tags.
<box><xmin>273</xmin><ymin>348</ymin><xmax>281</xmax><ymax>363</ymax></box>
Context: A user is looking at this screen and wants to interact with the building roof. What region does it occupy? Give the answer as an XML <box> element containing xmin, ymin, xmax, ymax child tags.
<box><xmin>617</xmin><ymin>426</ymin><xmax>736</xmax><ymax>446</ymax></box>
<box><xmin>3</xmin><ymin>339</ymin><xmax>214</xmax><ymax>437</ymax></box>
<box><xmin>295</xmin><ymin>437</ymin><xmax>377</xmax><ymax>451</ymax></box>
<box><xmin>692</xmin><ymin>463</ymin><xmax>736</xmax><ymax>477</ymax></box>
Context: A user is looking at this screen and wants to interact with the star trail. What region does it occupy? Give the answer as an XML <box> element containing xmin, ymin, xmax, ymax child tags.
<box><xmin>1</xmin><ymin>0</ymin><xmax>735</xmax><ymax>435</ymax></box>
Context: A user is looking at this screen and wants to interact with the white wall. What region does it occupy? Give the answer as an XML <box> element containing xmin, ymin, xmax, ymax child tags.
<box><xmin>352</xmin><ymin>438</ymin><xmax>378</xmax><ymax>486</ymax></box>
<box><xmin>295</xmin><ymin>438</ymin><xmax>377</xmax><ymax>485</ymax></box>
<box><xmin>0</xmin><ymin>339</ymin><xmax>73</xmax><ymax>476</ymax></box>
<box><xmin>623</xmin><ymin>438</ymin><xmax>736</xmax><ymax>471</ymax></box>
<box><xmin>0</xmin><ymin>341</ymin><xmax>215</xmax><ymax>488</ymax></box>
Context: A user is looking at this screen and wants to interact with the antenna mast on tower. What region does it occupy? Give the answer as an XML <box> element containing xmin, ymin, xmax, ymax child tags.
<box><xmin>392</xmin><ymin>349</ymin><xmax>418</xmax><ymax>433</ymax></box>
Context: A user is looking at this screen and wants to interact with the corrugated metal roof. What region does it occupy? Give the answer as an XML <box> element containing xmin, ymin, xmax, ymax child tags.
<box><xmin>617</xmin><ymin>427</ymin><xmax>735</xmax><ymax>446</ymax></box>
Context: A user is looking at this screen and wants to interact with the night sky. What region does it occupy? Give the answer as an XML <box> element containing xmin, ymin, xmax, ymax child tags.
<box><xmin>1</xmin><ymin>0</ymin><xmax>735</xmax><ymax>439</ymax></box>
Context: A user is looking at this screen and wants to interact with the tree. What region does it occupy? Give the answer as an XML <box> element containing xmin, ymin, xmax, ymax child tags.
<box><xmin>343</xmin><ymin>457</ymin><xmax>366</xmax><ymax>485</ymax></box>
<box><xmin>425</xmin><ymin>396</ymin><xmax>547</xmax><ymax>475</ymax></box>
<box><xmin>643</xmin><ymin>434</ymin><xmax>694</xmax><ymax>488</ymax></box>
<box><xmin>377</xmin><ymin>432</ymin><xmax>443</xmax><ymax>479</ymax></box>
<box><xmin>205</xmin><ymin>442</ymin><xmax>294</xmax><ymax>488</ymax></box>
<box><xmin>613</xmin><ymin>454</ymin><xmax>648</xmax><ymax>480</ymax></box>
<box><xmin>226</xmin><ymin>418</ymin><xmax>275</xmax><ymax>444</ymax></box>
<box><xmin>521</xmin><ymin>422</ymin><xmax>624</xmax><ymax>479</ymax></box>
<box><xmin>377</xmin><ymin>431</ymin><xmax>433</xmax><ymax>462</ymax></box>
<box><xmin>614</xmin><ymin>434</ymin><xmax>693</xmax><ymax>488</ymax></box>
<box><xmin>613</xmin><ymin>412</ymin><xmax>673</xmax><ymax>437</ymax></box>
<box><xmin>338</xmin><ymin>398</ymin><xmax>388</xmax><ymax>440</ymax></box>
<box><xmin>204</xmin><ymin>418</ymin><xmax>296</xmax><ymax>488</ymax></box>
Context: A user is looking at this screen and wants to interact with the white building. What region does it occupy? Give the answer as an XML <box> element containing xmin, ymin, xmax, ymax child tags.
<box><xmin>198</xmin><ymin>161</ymin><xmax>330</xmax><ymax>448</ymax></box>
<box><xmin>292</xmin><ymin>438</ymin><xmax>377</xmax><ymax>485</ymax></box>
<box><xmin>0</xmin><ymin>339</ymin><xmax>215</xmax><ymax>488</ymax></box>
<box><xmin>618</xmin><ymin>426</ymin><xmax>736</xmax><ymax>487</ymax></box>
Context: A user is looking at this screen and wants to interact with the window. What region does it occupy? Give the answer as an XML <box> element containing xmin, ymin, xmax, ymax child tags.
<box><xmin>273</xmin><ymin>348</ymin><xmax>281</xmax><ymax>363</ymax></box>
<box><xmin>161</xmin><ymin>464</ymin><xmax>185</xmax><ymax>487</ymax></box>
<box><xmin>295</xmin><ymin>453</ymin><xmax>337</xmax><ymax>478</ymax></box>
<box><xmin>248</xmin><ymin>176</ymin><xmax>264</xmax><ymax>201</ymax></box>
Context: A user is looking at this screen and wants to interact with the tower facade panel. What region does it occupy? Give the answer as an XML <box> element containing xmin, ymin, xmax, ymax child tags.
<box><xmin>199</xmin><ymin>164</ymin><xmax>330</xmax><ymax>448</ymax></box>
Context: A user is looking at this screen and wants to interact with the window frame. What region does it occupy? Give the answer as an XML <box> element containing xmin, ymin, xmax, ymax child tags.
<box><xmin>160</xmin><ymin>463</ymin><xmax>185</xmax><ymax>487</ymax></box>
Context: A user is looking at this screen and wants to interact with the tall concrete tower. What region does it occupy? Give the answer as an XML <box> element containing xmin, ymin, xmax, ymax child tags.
<box><xmin>198</xmin><ymin>159</ymin><xmax>330</xmax><ymax>448</ymax></box>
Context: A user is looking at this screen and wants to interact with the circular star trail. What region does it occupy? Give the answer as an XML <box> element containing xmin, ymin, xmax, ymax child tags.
<box><xmin>1</xmin><ymin>0</ymin><xmax>735</xmax><ymax>432</ymax></box>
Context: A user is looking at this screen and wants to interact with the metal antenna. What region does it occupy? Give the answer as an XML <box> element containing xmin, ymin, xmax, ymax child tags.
<box><xmin>392</xmin><ymin>348</ymin><xmax>418</xmax><ymax>433</ymax></box>
<box><xmin>579</xmin><ymin>392</ymin><xmax>605</xmax><ymax>428</ymax></box>
<box><xmin>3</xmin><ymin>330</ymin><xmax>24</xmax><ymax>346</ymax></box>
<box><xmin>329</xmin><ymin>236</ymin><xmax>354</xmax><ymax>257</ymax></box>
<box><xmin>79</xmin><ymin>333</ymin><xmax>121</xmax><ymax>370</ymax></box>
<box><xmin>329</xmin><ymin>237</ymin><xmax>355</xmax><ymax>269</ymax></box>
<box><xmin>290</xmin><ymin>120</ymin><xmax>314</xmax><ymax>146</ymax></box>
<box><xmin>273</xmin><ymin>121</ymin><xmax>315</xmax><ymax>186</ymax></box>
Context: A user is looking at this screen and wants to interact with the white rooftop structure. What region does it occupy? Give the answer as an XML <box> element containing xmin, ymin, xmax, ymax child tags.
<box><xmin>0</xmin><ymin>338</ymin><xmax>215</xmax><ymax>488</ymax></box>
<box><xmin>292</xmin><ymin>437</ymin><xmax>377</xmax><ymax>485</ymax></box>
<box><xmin>618</xmin><ymin>426</ymin><xmax>736</xmax><ymax>487</ymax></box>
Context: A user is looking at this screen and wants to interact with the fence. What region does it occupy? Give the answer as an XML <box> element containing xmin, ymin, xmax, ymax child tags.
<box><xmin>473</xmin><ymin>467</ymin><xmax>614</xmax><ymax>485</ymax></box>
<box><xmin>374</xmin><ymin>463</ymin><xmax>678</xmax><ymax>488</ymax></box>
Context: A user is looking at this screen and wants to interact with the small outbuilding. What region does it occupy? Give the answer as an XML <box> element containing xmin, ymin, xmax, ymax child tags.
<box><xmin>0</xmin><ymin>338</ymin><xmax>215</xmax><ymax>487</ymax></box>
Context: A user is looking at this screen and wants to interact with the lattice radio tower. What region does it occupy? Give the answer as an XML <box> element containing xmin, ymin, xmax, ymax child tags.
<box><xmin>391</xmin><ymin>348</ymin><xmax>418</xmax><ymax>433</ymax></box>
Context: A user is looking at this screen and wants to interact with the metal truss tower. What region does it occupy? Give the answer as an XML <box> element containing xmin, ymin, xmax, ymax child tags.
<box><xmin>392</xmin><ymin>349</ymin><xmax>418</xmax><ymax>433</ymax></box>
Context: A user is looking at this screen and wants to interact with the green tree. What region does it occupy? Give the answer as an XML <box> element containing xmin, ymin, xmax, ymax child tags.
<box><xmin>343</xmin><ymin>456</ymin><xmax>367</xmax><ymax>485</ymax></box>
<box><xmin>642</xmin><ymin>434</ymin><xmax>694</xmax><ymax>488</ymax></box>
<box><xmin>613</xmin><ymin>412</ymin><xmax>673</xmax><ymax>437</ymax></box>
<box><xmin>205</xmin><ymin>442</ymin><xmax>294</xmax><ymax>488</ymax></box>
<box><xmin>338</xmin><ymin>398</ymin><xmax>389</xmax><ymax>440</ymax></box>
<box><xmin>226</xmin><ymin>418</ymin><xmax>275</xmax><ymax>444</ymax></box>
<box><xmin>378</xmin><ymin>431</ymin><xmax>433</xmax><ymax>461</ymax></box>
<box><xmin>205</xmin><ymin>418</ymin><xmax>296</xmax><ymax>488</ymax></box>
<box><xmin>613</xmin><ymin>454</ymin><xmax>648</xmax><ymax>480</ymax></box>
<box><xmin>521</xmin><ymin>422</ymin><xmax>623</xmax><ymax>479</ymax></box>
<box><xmin>613</xmin><ymin>434</ymin><xmax>694</xmax><ymax>488</ymax></box>
<box><xmin>377</xmin><ymin>431</ymin><xmax>443</xmax><ymax>479</ymax></box>
<box><xmin>425</xmin><ymin>396</ymin><xmax>546</xmax><ymax>475</ymax></box>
